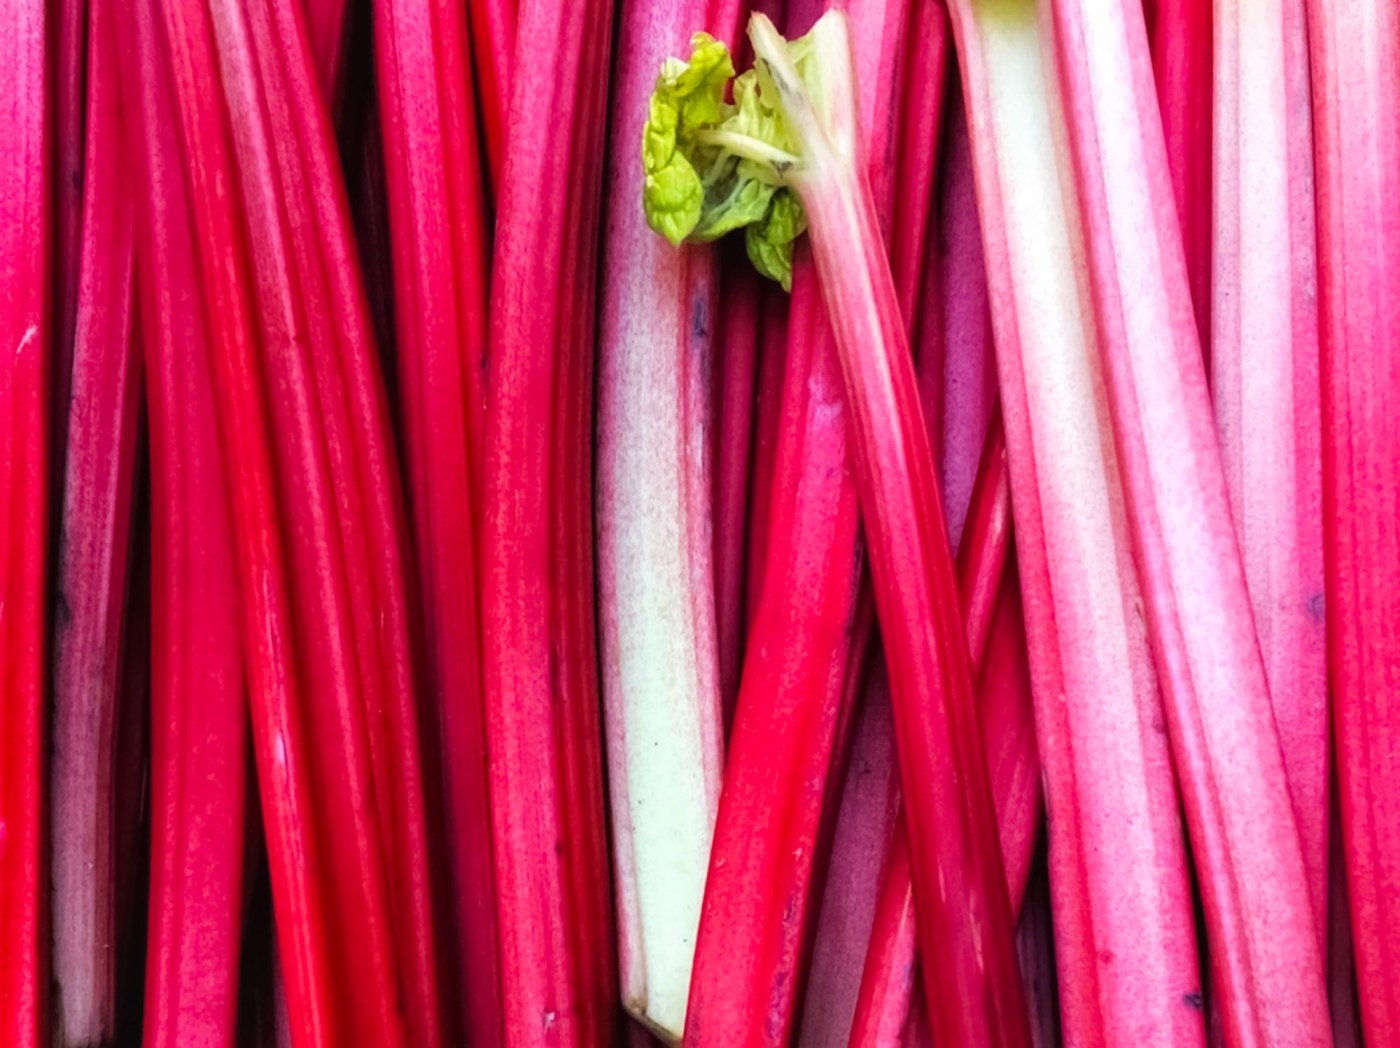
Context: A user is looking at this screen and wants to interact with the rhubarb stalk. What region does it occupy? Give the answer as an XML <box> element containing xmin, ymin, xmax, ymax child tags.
<box><xmin>945</xmin><ymin>0</ymin><xmax>1207</xmax><ymax>1042</ymax></box>
<box><xmin>206</xmin><ymin>0</ymin><xmax>451</xmax><ymax>1041</ymax></box>
<box><xmin>0</xmin><ymin>0</ymin><xmax>50</xmax><ymax>1041</ymax></box>
<box><xmin>1041</xmin><ymin>0</ymin><xmax>1330</xmax><ymax>1039</ymax></box>
<box><xmin>372</xmin><ymin>0</ymin><xmax>502</xmax><ymax>1035</ymax></box>
<box><xmin>1305</xmin><ymin>0</ymin><xmax>1400</xmax><ymax>1040</ymax></box>
<box><xmin>600</xmin><ymin>0</ymin><xmax>750</xmax><ymax>1034</ymax></box>
<box><xmin>1210</xmin><ymin>0</ymin><xmax>1327</xmax><ymax>935</ymax></box>
<box><xmin>1148</xmin><ymin>0</ymin><xmax>1211</xmax><ymax>362</ymax></box>
<box><xmin>482</xmin><ymin>0</ymin><xmax>618</xmax><ymax>1039</ymax></box>
<box><xmin>51</xmin><ymin>0</ymin><xmax>145</xmax><ymax>1040</ymax></box>
<box><xmin>142</xmin><ymin>0</ymin><xmax>375</xmax><ymax>1036</ymax></box>
<box><xmin>674</xmin><ymin>1</ymin><xmax>940</xmax><ymax>1038</ymax></box>
<box><xmin>754</xmin><ymin>15</ymin><xmax>1028</xmax><ymax>1039</ymax></box>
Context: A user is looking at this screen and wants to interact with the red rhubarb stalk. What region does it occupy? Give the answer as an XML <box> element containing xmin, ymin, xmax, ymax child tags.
<box><xmin>1306</xmin><ymin>0</ymin><xmax>1400</xmax><ymax>1039</ymax></box>
<box><xmin>1148</xmin><ymin>0</ymin><xmax>1211</xmax><ymax>362</ymax></box>
<box><xmin>888</xmin><ymin>0</ymin><xmax>949</xmax><ymax>335</ymax></box>
<box><xmin>714</xmin><ymin>248</ymin><xmax>762</xmax><ymax>731</ymax></box>
<box><xmin>741</xmin><ymin>288</ymin><xmax>789</xmax><ymax>632</ymax></box>
<box><xmin>727</xmin><ymin>13</ymin><xmax>1028</xmax><ymax>1040</ymax></box>
<box><xmin>1210</xmin><ymin>0</ymin><xmax>1327</xmax><ymax>935</ymax></box>
<box><xmin>482</xmin><ymin>0</ymin><xmax>618</xmax><ymax>1039</ymax></box>
<box><xmin>302</xmin><ymin>0</ymin><xmax>350</xmax><ymax>106</ymax></box>
<box><xmin>53</xmin><ymin>0</ymin><xmax>86</xmax><ymax>476</ymax></box>
<box><xmin>371</xmin><ymin>0</ymin><xmax>502</xmax><ymax>1035</ymax></box>
<box><xmin>207</xmin><ymin>0</ymin><xmax>451</xmax><ymax>1041</ymax></box>
<box><xmin>468</xmin><ymin>0</ymin><xmax>515</xmax><ymax>185</ymax></box>
<box><xmin>684</xmin><ymin>258</ymin><xmax>866</xmax><ymax>1046</ymax></box>
<box><xmin>946</xmin><ymin>0</ymin><xmax>1206</xmax><ymax>1042</ymax></box>
<box><xmin>847</xmin><ymin>434</ymin><xmax>1041</xmax><ymax>1047</ymax></box>
<box><xmin>0</xmin><ymin>0</ymin><xmax>49</xmax><ymax>1041</ymax></box>
<box><xmin>1044</xmin><ymin>0</ymin><xmax>1330</xmax><ymax>1040</ymax></box>
<box><xmin>51</xmin><ymin>0</ymin><xmax>145</xmax><ymax>1040</ymax></box>
<box><xmin>142</xmin><ymin>0</ymin><xmax>369</xmax><ymax>1037</ymax></box>
<box><xmin>676</xmin><ymin>1</ymin><xmax>938</xmax><ymax>1038</ymax></box>
<box><xmin>600</xmin><ymin>0</ymin><xmax>753</xmax><ymax>1033</ymax></box>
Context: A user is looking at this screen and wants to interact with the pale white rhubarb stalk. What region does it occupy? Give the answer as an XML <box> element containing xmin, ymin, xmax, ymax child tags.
<box><xmin>600</xmin><ymin>0</ymin><xmax>745</xmax><ymax>1037</ymax></box>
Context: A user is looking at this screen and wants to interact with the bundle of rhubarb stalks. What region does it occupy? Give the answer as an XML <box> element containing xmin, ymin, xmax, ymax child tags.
<box><xmin>2</xmin><ymin>0</ymin><xmax>1396</xmax><ymax>1042</ymax></box>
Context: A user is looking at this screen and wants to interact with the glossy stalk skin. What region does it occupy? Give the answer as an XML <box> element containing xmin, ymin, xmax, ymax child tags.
<box><xmin>372</xmin><ymin>0</ymin><xmax>501</xmax><ymax>1035</ymax></box>
<box><xmin>138</xmin><ymin>0</ymin><xmax>345</xmax><ymax>1038</ymax></box>
<box><xmin>468</xmin><ymin>0</ymin><xmax>515</xmax><ymax>186</ymax></box>
<box><xmin>51</xmin><ymin>0</ymin><xmax>144</xmax><ymax>1041</ymax></box>
<box><xmin>482</xmin><ymin>0</ymin><xmax>618</xmax><ymax>1039</ymax></box>
<box><xmin>684</xmin><ymin>3</ymin><xmax>920</xmax><ymax>1040</ymax></box>
<box><xmin>1305</xmin><ymin>0</ymin><xmax>1400</xmax><ymax>1041</ymax></box>
<box><xmin>1046</xmin><ymin>0</ymin><xmax>1332</xmax><ymax>1042</ymax></box>
<box><xmin>600</xmin><ymin>0</ymin><xmax>751</xmax><ymax>1035</ymax></box>
<box><xmin>946</xmin><ymin>1</ymin><xmax>1206</xmax><ymax>1043</ymax></box>
<box><xmin>1211</xmin><ymin>0</ymin><xmax>1326</xmax><ymax>936</ymax></box>
<box><xmin>1148</xmin><ymin>0</ymin><xmax>1211</xmax><ymax>364</ymax></box>
<box><xmin>754</xmin><ymin>13</ymin><xmax>1029</xmax><ymax>1042</ymax></box>
<box><xmin>0</xmin><ymin>0</ymin><xmax>49</xmax><ymax>1043</ymax></box>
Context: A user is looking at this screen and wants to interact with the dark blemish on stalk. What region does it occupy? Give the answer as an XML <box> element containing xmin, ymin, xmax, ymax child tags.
<box><xmin>54</xmin><ymin>590</ymin><xmax>72</xmax><ymax>628</ymax></box>
<box><xmin>1099</xmin><ymin>949</ymin><xmax>1115</xmax><ymax>965</ymax></box>
<box><xmin>555</xmin><ymin>839</ymin><xmax>565</xmax><ymax>857</ymax></box>
<box><xmin>1184</xmin><ymin>992</ymin><xmax>1204</xmax><ymax>1011</ymax></box>
<box><xmin>71</xmin><ymin>168</ymin><xmax>82</xmax><ymax>193</ymax></box>
<box><xmin>692</xmin><ymin>297</ymin><xmax>709</xmax><ymax>343</ymax></box>
<box><xmin>1306</xmin><ymin>592</ymin><xmax>1325</xmax><ymax>622</ymax></box>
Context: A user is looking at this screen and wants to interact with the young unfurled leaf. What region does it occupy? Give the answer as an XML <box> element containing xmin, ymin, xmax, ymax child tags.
<box><xmin>641</xmin><ymin>26</ymin><xmax>813</xmax><ymax>286</ymax></box>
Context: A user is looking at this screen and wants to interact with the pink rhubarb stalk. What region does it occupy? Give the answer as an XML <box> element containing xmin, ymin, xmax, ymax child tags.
<box><xmin>51</xmin><ymin>0</ymin><xmax>145</xmax><ymax>1041</ymax></box>
<box><xmin>372</xmin><ymin>0</ymin><xmax>502</xmax><ymax>1036</ymax></box>
<box><xmin>946</xmin><ymin>0</ymin><xmax>1207</xmax><ymax>1042</ymax></box>
<box><xmin>1043</xmin><ymin>0</ymin><xmax>1331</xmax><ymax>1040</ymax></box>
<box><xmin>1305</xmin><ymin>0</ymin><xmax>1400</xmax><ymax>1039</ymax></box>
<box><xmin>0</xmin><ymin>0</ymin><xmax>50</xmax><ymax>1041</ymax></box>
<box><xmin>1210</xmin><ymin>0</ymin><xmax>1327</xmax><ymax>935</ymax></box>
<box><xmin>482</xmin><ymin>0</ymin><xmax>619</xmax><ymax>1040</ymax></box>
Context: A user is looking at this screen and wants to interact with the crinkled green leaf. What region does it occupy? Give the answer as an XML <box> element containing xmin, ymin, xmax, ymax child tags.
<box><xmin>640</xmin><ymin>27</ymin><xmax>812</xmax><ymax>288</ymax></box>
<box><xmin>745</xmin><ymin>190</ymin><xmax>806</xmax><ymax>291</ymax></box>
<box><xmin>642</xmin><ymin>35</ymin><xmax>735</xmax><ymax>245</ymax></box>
